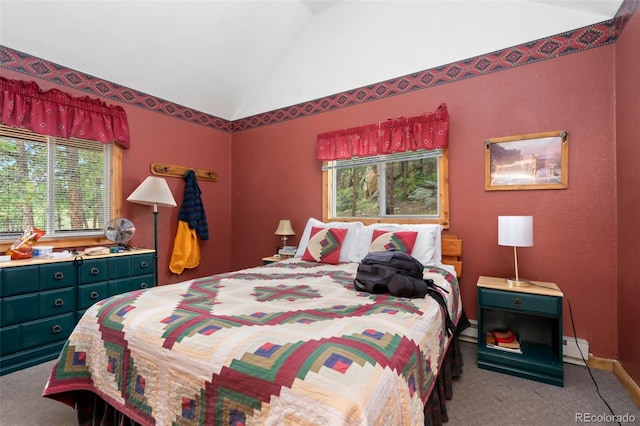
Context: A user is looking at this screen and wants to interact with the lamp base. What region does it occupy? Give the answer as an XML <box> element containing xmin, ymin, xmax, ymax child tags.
<box><xmin>505</xmin><ymin>278</ymin><xmax>531</xmax><ymax>287</ymax></box>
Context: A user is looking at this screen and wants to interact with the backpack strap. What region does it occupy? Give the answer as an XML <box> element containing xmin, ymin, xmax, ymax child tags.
<box><xmin>424</xmin><ymin>279</ymin><xmax>457</xmax><ymax>337</ymax></box>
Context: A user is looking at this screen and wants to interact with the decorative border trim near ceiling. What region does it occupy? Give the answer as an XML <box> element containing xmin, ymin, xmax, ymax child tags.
<box><xmin>0</xmin><ymin>47</ymin><xmax>233</xmax><ymax>132</ymax></box>
<box><xmin>0</xmin><ymin>0</ymin><xmax>637</xmax><ymax>134</ymax></box>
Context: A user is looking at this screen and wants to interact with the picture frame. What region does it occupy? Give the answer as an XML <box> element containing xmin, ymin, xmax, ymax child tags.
<box><xmin>485</xmin><ymin>130</ymin><xmax>568</xmax><ymax>191</ymax></box>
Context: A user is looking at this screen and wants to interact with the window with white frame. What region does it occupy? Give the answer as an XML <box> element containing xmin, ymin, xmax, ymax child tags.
<box><xmin>322</xmin><ymin>149</ymin><xmax>449</xmax><ymax>226</ymax></box>
<box><xmin>0</xmin><ymin>126</ymin><xmax>118</xmax><ymax>242</ymax></box>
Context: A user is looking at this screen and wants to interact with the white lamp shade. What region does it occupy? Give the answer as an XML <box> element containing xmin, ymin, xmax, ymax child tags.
<box><xmin>127</xmin><ymin>176</ymin><xmax>177</xmax><ymax>208</ymax></box>
<box><xmin>498</xmin><ymin>216</ymin><xmax>533</xmax><ymax>247</ymax></box>
<box><xmin>274</xmin><ymin>219</ymin><xmax>295</xmax><ymax>236</ymax></box>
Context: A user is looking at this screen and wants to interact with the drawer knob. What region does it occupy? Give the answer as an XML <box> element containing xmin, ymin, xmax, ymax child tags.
<box><xmin>54</xmin><ymin>272</ymin><xmax>64</xmax><ymax>280</ymax></box>
<box><xmin>90</xmin><ymin>267</ymin><xmax>99</xmax><ymax>275</ymax></box>
<box><xmin>52</xmin><ymin>325</ymin><xmax>62</xmax><ymax>334</ymax></box>
<box><xmin>90</xmin><ymin>291</ymin><xmax>100</xmax><ymax>299</ymax></box>
<box><xmin>140</xmin><ymin>261</ymin><xmax>149</xmax><ymax>268</ymax></box>
<box><xmin>140</xmin><ymin>282</ymin><xmax>148</xmax><ymax>289</ymax></box>
<box><xmin>54</xmin><ymin>298</ymin><xmax>64</xmax><ymax>307</ymax></box>
<box><xmin>514</xmin><ymin>298</ymin><xmax>522</xmax><ymax>308</ymax></box>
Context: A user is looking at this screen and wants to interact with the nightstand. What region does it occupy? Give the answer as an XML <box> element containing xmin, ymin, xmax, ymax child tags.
<box><xmin>262</xmin><ymin>255</ymin><xmax>295</xmax><ymax>265</ymax></box>
<box><xmin>262</xmin><ymin>256</ymin><xmax>281</xmax><ymax>265</ymax></box>
<box><xmin>477</xmin><ymin>275</ymin><xmax>564</xmax><ymax>386</ymax></box>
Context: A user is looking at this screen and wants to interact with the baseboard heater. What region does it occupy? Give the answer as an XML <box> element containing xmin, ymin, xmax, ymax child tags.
<box><xmin>459</xmin><ymin>319</ymin><xmax>590</xmax><ymax>366</ymax></box>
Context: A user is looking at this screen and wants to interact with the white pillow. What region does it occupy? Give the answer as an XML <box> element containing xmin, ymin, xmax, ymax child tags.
<box><xmin>295</xmin><ymin>218</ymin><xmax>365</xmax><ymax>263</ymax></box>
<box><xmin>362</xmin><ymin>223</ymin><xmax>443</xmax><ymax>266</ymax></box>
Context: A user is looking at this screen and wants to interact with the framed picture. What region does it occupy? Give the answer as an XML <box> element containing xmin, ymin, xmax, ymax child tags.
<box><xmin>485</xmin><ymin>131</ymin><xmax>568</xmax><ymax>191</ymax></box>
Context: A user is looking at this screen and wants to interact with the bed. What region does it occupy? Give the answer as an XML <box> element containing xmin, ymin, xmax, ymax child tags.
<box><xmin>43</xmin><ymin>219</ymin><xmax>466</xmax><ymax>425</ymax></box>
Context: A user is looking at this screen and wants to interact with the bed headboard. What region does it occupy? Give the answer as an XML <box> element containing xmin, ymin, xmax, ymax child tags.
<box><xmin>441</xmin><ymin>234</ymin><xmax>462</xmax><ymax>277</ymax></box>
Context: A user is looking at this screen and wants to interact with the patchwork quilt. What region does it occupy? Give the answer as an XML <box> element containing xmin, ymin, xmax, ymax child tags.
<box><xmin>43</xmin><ymin>259</ymin><xmax>462</xmax><ymax>426</ymax></box>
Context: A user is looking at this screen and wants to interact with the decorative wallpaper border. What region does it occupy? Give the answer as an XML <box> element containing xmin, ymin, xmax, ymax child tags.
<box><xmin>1</xmin><ymin>0</ymin><xmax>637</xmax><ymax>134</ymax></box>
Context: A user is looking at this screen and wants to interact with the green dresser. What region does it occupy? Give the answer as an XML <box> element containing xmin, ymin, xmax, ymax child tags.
<box><xmin>0</xmin><ymin>249</ymin><xmax>154</xmax><ymax>375</ymax></box>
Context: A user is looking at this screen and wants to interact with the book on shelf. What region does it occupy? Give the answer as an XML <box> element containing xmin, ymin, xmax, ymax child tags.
<box><xmin>277</xmin><ymin>246</ymin><xmax>297</xmax><ymax>258</ymax></box>
<box><xmin>485</xmin><ymin>330</ymin><xmax>522</xmax><ymax>354</ymax></box>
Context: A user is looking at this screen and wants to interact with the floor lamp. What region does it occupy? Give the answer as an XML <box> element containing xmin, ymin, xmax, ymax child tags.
<box><xmin>127</xmin><ymin>176</ymin><xmax>177</xmax><ymax>286</ymax></box>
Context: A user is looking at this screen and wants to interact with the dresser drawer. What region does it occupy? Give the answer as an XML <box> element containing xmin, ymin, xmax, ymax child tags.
<box><xmin>479</xmin><ymin>288</ymin><xmax>561</xmax><ymax>316</ymax></box>
<box><xmin>111</xmin><ymin>275</ymin><xmax>153</xmax><ymax>295</ymax></box>
<box><xmin>2</xmin><ymin>265</ymin><xmax>39</xmax><ymax>296</ymax></box>
<box><xmin>131</xmin><ymin>254</ymin><xmax>154</xmax><ymax>276</ymax></box>
<box><xmin>109</xmin><ymin>256</ymin><xmax>131</xmax><ymax>279</ymax></box>
<box><xmin>40</xmin><ymin>287</ymin><xmax>75</xmax><ymax>317</ymax></box>
<box><xmin>21</xmin><ymin>312</ymin><xmax>75</xmax><ymax>349</ymax></box>
<box><xmin>78</xmin><ymin>282</ymin><xmax>109</xmax><ymax>310</ymax></box>
<box><xmin>2</xmin><ymin>292</ymin><xmax>39</xmax><ymax>326</ymax></box>
<box><xmin>0</xmin><ymin>324</ymin><xmax>21</xmax><ymax>356</ymax></box>
<box><xmin>78</xmin><ymin>259</ymin><xmax>108</xmax><ymax>284</ymax></box>
<box><xmin>40</xmin><ymin>263</ymin><xmax>77</xmax><ymax>290</ymax></box>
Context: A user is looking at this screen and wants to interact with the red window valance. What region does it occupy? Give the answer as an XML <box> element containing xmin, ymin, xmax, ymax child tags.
<box><xmin>0</xmin><ymin>77</ymin><xmax>130</xmax><ymax>148</ymax></box>
<box><xmin>316</xmin><ymin>103</ymin><xmax>448</xmax><ymax>161</ymax></box>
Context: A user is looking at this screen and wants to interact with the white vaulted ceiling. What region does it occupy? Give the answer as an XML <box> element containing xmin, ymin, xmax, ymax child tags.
<box><xmin>0</xmin><ymin>0</ymin><xmax>624</xmax><ymax>121</ymax></box>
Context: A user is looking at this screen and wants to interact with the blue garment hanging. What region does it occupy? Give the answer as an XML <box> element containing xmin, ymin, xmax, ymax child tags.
<box><xmin>179</xmin><ymin>170</ymin><xmax>209</xmax><ymax>240</ymax></box>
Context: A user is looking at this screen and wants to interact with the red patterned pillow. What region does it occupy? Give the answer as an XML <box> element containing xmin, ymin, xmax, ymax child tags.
<box><xmin>370</xmin><ymin>230</ymin><xmax>418</xmax><ymax>254</ymax></box>
<box><xmin>301</xmin><ymin>226</ymin><xmax>348</xmax><ymax>264</ymax></box>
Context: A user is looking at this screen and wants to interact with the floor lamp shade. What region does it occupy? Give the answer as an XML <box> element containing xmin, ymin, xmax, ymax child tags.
<box><xmin>126</xmin><ymin>177</ymin><xmax>177</xmax><ymax>210</ymax></box>
<box><xmin>127</xmin><ymin>176</ymin><xmax>177</xmax><ymax>286</ymax></box>
<box><xmin>498</xmin><ymin>216</ymin><xmax>533</xmax><ymax>286</ymax></box>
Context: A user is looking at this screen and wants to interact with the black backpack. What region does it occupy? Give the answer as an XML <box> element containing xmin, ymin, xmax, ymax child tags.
<box><xmin>354</xmin><ymin>250</ymin><xmax>425</xmax><ymax>296</ymax></box>
<box><xmin>354</xmin><ymin>250</ymin><xmax>457</xmax><ymax>336</ymax></box>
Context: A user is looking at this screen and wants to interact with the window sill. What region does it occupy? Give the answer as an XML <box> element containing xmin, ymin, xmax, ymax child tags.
<box><xmin>0</xmin><ymin>236</ymin><xmax>111</xmax><ymax>254</ymax></box>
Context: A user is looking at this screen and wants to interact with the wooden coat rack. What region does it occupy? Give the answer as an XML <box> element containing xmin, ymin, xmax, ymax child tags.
<box><xmin>151</xmin><ymin>162</ymin><xmax>218</xmax><ymax>182</ymax></box>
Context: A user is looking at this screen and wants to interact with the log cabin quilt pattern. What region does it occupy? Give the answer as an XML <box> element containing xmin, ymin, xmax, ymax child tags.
<box><xmin>43</xmin><ymin>259</ymin><xmax>461</xmax><ymax>426</ymax></box>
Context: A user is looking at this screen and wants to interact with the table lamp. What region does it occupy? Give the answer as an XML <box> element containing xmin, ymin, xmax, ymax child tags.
<box><xmin>274</xmin><ymin>219</ymin><xmax>295</xmax><ymax>248</ymax></box>
<box><xmin>498</xmin><ymin>215</ymin><xmax>533</xmax><ymax>286</ymax></box>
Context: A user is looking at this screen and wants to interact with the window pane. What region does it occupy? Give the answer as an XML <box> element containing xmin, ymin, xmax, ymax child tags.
<box><xmin>324</xmin><ymin>150</ymin><xmax>449</xmax><ymax>226</ymax></box>
<box><xmin>384</xmin><ymin>157</ymin><xmax>438</xmax><ymax>216</ymax></box>
<box><xmin>0</xmin><ymin>127</ymin><xmax>111</xmax><ymax>239</ymax></box>
<box><xmin>54</xmin><ymin>142</ymin><xmax>108</xmax><ymax>232</ymax></box>
<box><xmin>0</xmin><ymin>136</ymin><xmax>48</xmax><ymax>234</ymax></box>
<box><xmin>335</xmin><ymin>165</ymin><xmax>379</xmax><ymax>217</ymax></box>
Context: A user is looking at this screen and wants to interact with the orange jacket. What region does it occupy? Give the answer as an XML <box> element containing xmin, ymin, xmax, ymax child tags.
<box><xmin>169</xmin><ymin>220</ymin><xmax>201</xmax><ymax>274</ymax></box>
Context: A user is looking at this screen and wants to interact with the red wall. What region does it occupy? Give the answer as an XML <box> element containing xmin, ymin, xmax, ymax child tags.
<box><xmin>616</xmin><ymin>10</ymin><xmax>640</xmax><ymax>383</ymax></box>
<box><xmin>1</xmin><ymin>69</ymin><xmax>234</xmax><ymax>283</ymax></box>
<box><xmin>232</xmin><ymin>46</ymin><xmax>620</xmax><ymax>359</ymax></box>
<box><xmin>3</xmin><ymin>18</ymin><xmax>638</xmax><ymax>373</ymax></box>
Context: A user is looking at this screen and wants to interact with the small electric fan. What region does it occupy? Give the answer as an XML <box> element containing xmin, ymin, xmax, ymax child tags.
<box><xmin>104</xmin><ymin>217</ymin><xmax>136</xmax><ymax>248</ymax></box>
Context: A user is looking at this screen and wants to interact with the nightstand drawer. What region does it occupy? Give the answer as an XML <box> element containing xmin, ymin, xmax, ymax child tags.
<box><xmin>479</xmin><ymin>288</ymin><xmax>561</xmax><ymax>316</ymax></box>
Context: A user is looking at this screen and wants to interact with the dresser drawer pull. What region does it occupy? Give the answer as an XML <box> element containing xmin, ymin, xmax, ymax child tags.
<box><xmin>140</xmin><ymin>261</ymin><xmax>149</xmax><ymax>268</ymax></box>
<box><xmin>90</xmin><ymin>267</ymin><xmax>100</xmax><ymax>275</ymax></box>
<box><xmin>90</xmin><ymin>291</ymin><xmax>100</xmax><ymax>299</ymax></box>
<box><xmin>514</xmin><ymin>298</ymin><xmax>522</xmax><ymax>308</ymax></box>
<box><xmin>54</xmin><ymin>272</ymin><xmax>64</xmax><ymax>280</ymax></box>
<box><xmin>52</xmin><ymin>325</ymin><xmax>62</xmax><ymax>334</ymax></box>
<box><xmin>140</xmin><ymin>282</ymin><xmax>148</xmax><ymax>289</ymax></box>
<box><xmin>54</xmin><ymin>298</ymin><xmax>64</xmax><ymax>307</ymax></box>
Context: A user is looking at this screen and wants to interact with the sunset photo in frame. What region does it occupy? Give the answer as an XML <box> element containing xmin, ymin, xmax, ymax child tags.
<box><xmin>485</xmin><ymin>131</ymin><xmax>568</xmax><ymax>191</ymax></box>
